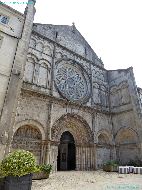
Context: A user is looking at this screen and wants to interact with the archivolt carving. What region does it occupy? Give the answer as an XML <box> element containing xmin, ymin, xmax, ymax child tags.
<box><xmin>13</xmin><ymin>125</ymin><xmax>42</xmax><ymax>141</ymax></box>
<box><xmin>39</xmin><ymin>59</ymin><xmax>51</xmax><ymax>68</ymax></box>
<box><xmin>110</xmin><ymin>81</ymin><xmax>130</xmax><ymax>107</ymax></box>
<box><xmin>27</xmin><ymin>53</ymin><xmax>38</xmax><ymax>63</ymax></box>
<box><xmin>12</xmin><ymin>124</ymin><xmax>43</xmax><ymax>164</ymax></box>
<box><xmin>110</xmin><ymin>81</ymin><xmax>128</xmax><ymax>94</ymax></box>
<box><xmin>13</xmin><ymin>120</ymin><xmax>46</xmax><ymax>140</ymax></box>
<box><xmin>51</xmin><ymin>114</ymin><xmax>94</xmax><ymax>145</ymax></box>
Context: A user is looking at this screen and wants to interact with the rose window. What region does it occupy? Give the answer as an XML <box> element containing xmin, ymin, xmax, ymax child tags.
<box><xmin>55</xmin><ymin>61</ymin><xmax>90</xmax><ymax>102</ymax></box>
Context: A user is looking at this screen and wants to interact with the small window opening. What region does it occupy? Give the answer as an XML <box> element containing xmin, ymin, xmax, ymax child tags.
<box><xmin>55</xmin><ymin>31</ymin><xmax>58</xmax><ymax>38</ymax></box>
<box><xmin>0</xmin><ymin>15</ymin><xmax>9</xmax><ymax>24</ymax></box>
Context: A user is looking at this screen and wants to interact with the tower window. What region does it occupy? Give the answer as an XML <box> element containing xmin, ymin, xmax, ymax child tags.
<box><xmin>0</xmin><ymin>15</ymin><xmax>9</xmax><ymax>25</ymax></box>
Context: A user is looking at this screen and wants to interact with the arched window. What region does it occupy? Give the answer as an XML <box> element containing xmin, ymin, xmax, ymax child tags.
<box><xmin>38</xmin><ymin>61</ymin><xmax>51</xmax><ymax>88</ymax></box>
<box><xmin>38</xmin><ymin>63</ymin><xmax>48</xmax><ymax>87</ymax></box>
<box><xmin>24</xmin><ymin>57</ymin><xmax>35</xmax><ymax>83</ymax></box>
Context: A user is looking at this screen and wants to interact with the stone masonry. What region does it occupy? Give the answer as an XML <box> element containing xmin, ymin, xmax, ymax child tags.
<box><xmin>0</xmin><ymin>0</ymin><xmax>142</xmax><ymax>170</ymax></box>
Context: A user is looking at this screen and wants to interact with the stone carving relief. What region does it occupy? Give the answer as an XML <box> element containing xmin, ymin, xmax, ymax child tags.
<box><xmin>93</xmin><ymin>88</ymin><xmax>101</xmax><ymax>104</ymax></box>
<box><xmin>12</xmin><ymin>125</ymin><xmax>42</xmax><ymax>163</ymax></box>
<box><xmin>43</xmin><ymin>45</ymin><xmax>52</xmax><ymax>56</ymax></box>
<box><xmin>51</xmin><ymin>114</ymin><xmax>94</xmax><ymax>145</ymax></box>
<box><xmin>92</xmin><ymin>82</ymin><xmax>108</xmax><ymax>107</ymax></box>
<box><xmin>92</xmin><ymin>67</ymin><xmax>105</xmax><ymax>82</ymax></box>
<box><xmin>110</xmin><ymin>82</ymin><xmax>130</xmax><ymax>108</ymax></box>
<box><xmin>13</xmin><ymin>125</ymin><xmax>41</xmax><ymax>140</ymax></box>
<box><xmin>56</xmin><ymin>52</ymin><xmax>63</xmax><ymax>59</ymax></box>
<box><xmin>55</xmin><ymin>59</ymin><xmax>91</xmax><ymax>103</ymax></box>
<box><xmin>82</xmin><ymin>61</ymin><xmax>91</xmax><ymax>75</ymax></box>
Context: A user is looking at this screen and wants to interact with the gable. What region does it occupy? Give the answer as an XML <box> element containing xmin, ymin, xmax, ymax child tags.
<box><xmin>32</xmin><ymin>23</ymin><xmax>103</xmax><ymax>67</ymax></box>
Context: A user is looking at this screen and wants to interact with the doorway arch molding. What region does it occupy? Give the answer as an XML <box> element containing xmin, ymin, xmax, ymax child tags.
<box><xmin>51</xmin><ymin>113</ymin><xmax>94</xmax><ymax>145</ymax></box>
<box><xmin>13</xmin><ymin>119</ymin><xmax>46</xmax><ymax>140</ymax></box>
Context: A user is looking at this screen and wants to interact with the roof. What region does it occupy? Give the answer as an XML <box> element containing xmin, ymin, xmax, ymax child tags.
<box><xmin>0</xmin><ymin>1</ymin><xmax>24</xmax><ymax>17</ymax></box>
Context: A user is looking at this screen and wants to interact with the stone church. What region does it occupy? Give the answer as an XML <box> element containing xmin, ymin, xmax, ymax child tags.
<box><xmin>0</xmin><ymin>0</ymin><xmax>142</xmax><ymax>171</ymax></box>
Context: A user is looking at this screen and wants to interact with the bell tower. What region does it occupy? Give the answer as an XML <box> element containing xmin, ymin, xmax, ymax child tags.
<box><xmin>0</xmin><ymin>0</ymin><xmax>36</xmax><ymax>158</ymax></box>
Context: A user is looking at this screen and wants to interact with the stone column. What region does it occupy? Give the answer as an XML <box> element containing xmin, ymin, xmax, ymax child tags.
<box><xmin>76</xmin><ymin>144</ymin><xmax>96</xmax><ymax>171</ymax></box>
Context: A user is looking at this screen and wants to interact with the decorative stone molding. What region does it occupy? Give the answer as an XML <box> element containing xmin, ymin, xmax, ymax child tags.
<box><xmin>13</xmin><ymin>119</ymin><xmax>46</xmax><ymax>140</ymax></box>
<box><xmin>54</xmin><ymin>59</ymin><xmax>91</xmax><ymax>103</ymax></box>
<box><xmin>51</xmin><ymin>113</ymin><xmax>94</xmax><ymax>145</ymax></box>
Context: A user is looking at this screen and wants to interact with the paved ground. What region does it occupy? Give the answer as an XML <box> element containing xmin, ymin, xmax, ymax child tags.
<box><xmin>32</xmin><ymin>171</ymin><xmax>142</xmax><ymax>190</ymax></box>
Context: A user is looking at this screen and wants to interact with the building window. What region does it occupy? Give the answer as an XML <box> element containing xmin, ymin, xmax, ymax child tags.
<box><xmin>0</xmin><ymin>15</ymin><xmax>9</xmax><ymax>25</ymax></box>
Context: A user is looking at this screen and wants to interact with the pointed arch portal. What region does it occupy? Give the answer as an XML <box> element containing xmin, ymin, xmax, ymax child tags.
<box><xmin>57</xmin><ymin>131</ymin><xmax>76</xmax><ymax>171</ymax></box>
<box><xmin>51</xmin><ymin>114</ymin><xmax>95</xmax><ymax>171</ymax></box>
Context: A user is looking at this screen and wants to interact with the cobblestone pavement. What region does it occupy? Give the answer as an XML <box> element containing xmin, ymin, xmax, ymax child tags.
<box><xmin>32</xmin><ymin>171</ymin><xmax>142</xmax><ymax>190</ymax></box>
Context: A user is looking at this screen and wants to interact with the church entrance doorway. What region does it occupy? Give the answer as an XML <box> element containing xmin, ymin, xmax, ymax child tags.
<box><xmin>57</xmin><ymin>131</ymin><xmax>76</xmax><ymax>171</ymax></box>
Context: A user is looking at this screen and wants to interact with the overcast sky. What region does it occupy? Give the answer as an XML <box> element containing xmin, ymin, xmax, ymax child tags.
<box><xmin>5</xmin><ymin>0</ymin><xmax>142</xmax><ymax>87</ymax></box>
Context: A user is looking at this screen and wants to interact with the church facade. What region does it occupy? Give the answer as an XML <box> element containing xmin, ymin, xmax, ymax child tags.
<box><xmin>0</xmin><ymin>1</ymin><xmax>142</xmax><ymax>171</ymax></box>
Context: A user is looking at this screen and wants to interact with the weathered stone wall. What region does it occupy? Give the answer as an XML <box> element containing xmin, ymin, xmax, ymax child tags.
<box><xmin>33</xmin><ymin>24</ymin><xmax>103</xmax><ymax>66</ymax></box>
<box><xmin>1</xmin><ymin>2</ymin><xmax>142</xmax><ymax>168</ymax></box>
<box><xmin>20</xmin><ymin>30</ymin><xmax>116</xmax><ymax>170</ymax></box>
<box><xmin>91</xmin><ymin>66</ymin><xmax>109</xmax><ymax>111</ymax></box>
<box><xmin>24</xmin><ymin>32</ymin><xmax>109</xmax><ymax>111</ymax></box>
<box><xmin>108</xmin><ymin>68</ymin><xmax>142</xmax><ymax>162</ymax></box>
<box><xmin>15</xmin><ymin>91</ymin><xmax>49</xmax><ymax>129</ymax></box>
<box><xmin>0</xmin><ymin>4</ymin><xmax>24</xmax><ymax>115</ymax></box>
<box><xmin>0</xmin><ymin>0</ymin><xmax>36</xmax><ymax>159</ymax></box>
<box><xmin>137</xmin><ymin>87</ymin><xmax>142</xmax><ymax>108</ymax></box>
<box><xmin>5</xmin><ymin>24</ymin><xmax>142</xmax><ymax>168</ymax></box>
